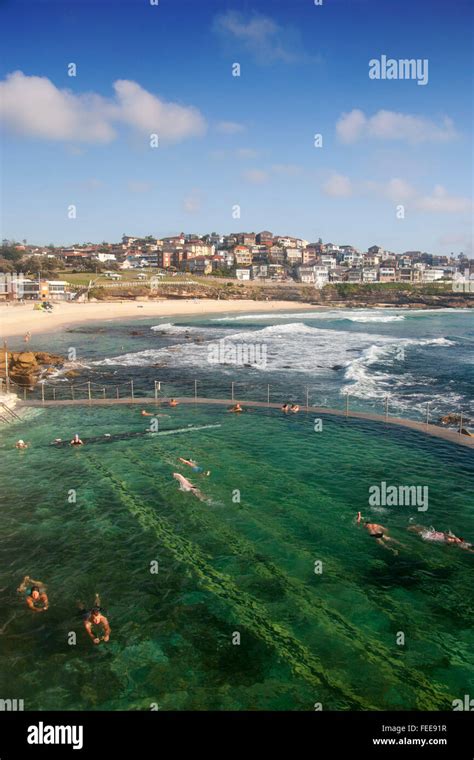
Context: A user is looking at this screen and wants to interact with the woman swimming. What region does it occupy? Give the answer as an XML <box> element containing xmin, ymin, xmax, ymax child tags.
<box><xmin>178</xmin><ymin>457</ymin><xmax>210</xmax><ymax>476</ymax></box>
<box><xmin>18</xmin><ymin>576</ymin><xmax>49</xmax><ymax>612</ymax></box>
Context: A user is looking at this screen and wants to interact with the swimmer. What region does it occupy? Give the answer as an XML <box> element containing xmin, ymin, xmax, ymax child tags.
<box><xmin>357</xmin><ymin>512</ymin><xmax>400</xmax><ymax>555</ymax></box>
<box><xmin>179</xmin><ymin>457</ymin><xmax>210</xmax><ymax>476</ymax></box>
<box><xmin>24</xmin><ymin>331</ymin><xmax>31</xmax><ymax>343</ymax></box>
<box><xmin>15</xmin><ymin>439</ymin><xmax>28</xmax><ymax>449</ymax></box>
<box><xmin>169</xmin><ymin>399</ymin><xmax>179</xmax><ymax>407</ymax></box>
<box><xmin>53</xmin><ymin>438</ymin><xmax>62</xmax><ymax>443</ymax></box>
<box><xmin>281</xmin><ymin>404</ymin><xmax>290</xmax><ymax>413</ymax></box>
<box><xmin>228</xmin><ymin>403</ymin><xmax>243</xmax><ymax>413</ymax></box>
<box><xmin>410</xmin><ymin>525</ymin><xmax>474</xmax><ymax>553</ymax></box>
<box><xmin>70</xmin><ymin>434</ymin><xmax>84</xmax><ymax>446</ymax></box>
<box><xmin>173</xmin><ymin>472</ymin><xmax>205</xmax><ymax>500</ymax></box>
<box><xmin>17</xmin><ymin>576</ymin><xmax>48</xmax><ymax>613</ymax></box>
<box><xmin>290</xmin><ymin>404</ymin><xmax>300</xmax><ymax>413</ymax></box>
<box><xmin>78</xmin><ymin>594</ymin><xmax>111</xmax><ymax>645</ymax></box>
<box><xmin>141</xmin><ymin>410</ymin><xmax>153</xmax><ymax>416</ymax></box>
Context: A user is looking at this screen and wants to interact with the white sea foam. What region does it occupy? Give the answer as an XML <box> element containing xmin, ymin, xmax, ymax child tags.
<box><xmin>212</xmin><ymin>310</ymin><xmax>406</xmax><ymax>323</ymax></box>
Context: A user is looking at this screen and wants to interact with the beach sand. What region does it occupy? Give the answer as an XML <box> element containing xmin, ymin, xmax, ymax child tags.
<box><xmin>0</xmin><ymin>299</ymin><xmax>319</xmax><ymax>340</ymax></box>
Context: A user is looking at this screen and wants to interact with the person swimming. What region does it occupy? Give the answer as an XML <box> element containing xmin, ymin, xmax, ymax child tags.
<box><xmin>290</xmin><ymin>404</ymin><xmax>300</xmax><ymax>413</ymax></box>
<box><xmin>228</xmin><ymin>403</ymin><xmax>243</xmax><ymax>413</ymax></box>
<box><xmin>409</xmin><ymin>525</ymin><xmax>474</xmax><ymax>553</ymax></box>
<box><xmin>141</xmin><ymin>410</ymin><xmax>153</xmax><ymax>416</ymax></box>
<box><xmin>357</xmin><ymin>512</ymin><xmax>400</xmax><ymax>555</ymax></box>
<box><xmin>169</xmin><ymin>399</ymin><xmax>179</xmax><ymax>407</ymax></box>
<box><xmin>70</xmin><ymin>434</ymin><xmax>84</xmax><ymax>446</ymax></box>
<box><xmin>15</xmin><ymin>439</ymin><xmax>28</xmax><ymax>449</ymax></box>
<box><xmin>78</xmin><ymin>594</ymin><xmax>111</xmax><ymax>645</ymax></box>
<box><xmin>17</xmin><ymin>576</ymin><xmax>48</xmax><ymax>612</ymax></box>
<box><xmin>178</xmin><ymin>457</ymin><xmax>210</xmax><ymax>476</ymax></box>
<box><xmin>281</xmin><ymin>404</ymin><xmax>290</xmax><ymax>413</ymax></box>
<box><xmin>173</xmin><ymin>472</ymin><xmax>205</xmax><ymax>500</ymax></box>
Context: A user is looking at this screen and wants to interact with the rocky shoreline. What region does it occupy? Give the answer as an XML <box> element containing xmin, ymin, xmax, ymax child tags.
<box><xmin>0</xmin><ymin>351</ymin><xmax>65</xmax><ymax>389</ymax></box>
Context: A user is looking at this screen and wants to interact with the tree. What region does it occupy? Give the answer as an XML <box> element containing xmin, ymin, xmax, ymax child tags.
<box><xmin>0</xmin><ymin>245</ymin><xmax>23</xmax><ymax>263</ymax></box>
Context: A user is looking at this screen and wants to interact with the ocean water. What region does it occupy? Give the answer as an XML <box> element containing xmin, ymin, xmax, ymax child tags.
<box><xmin>1</xmin><ymin>308</ymin><xmax>473</xmax><ymax>711</ymax></box>
<box><xmin>11</xmin><ymin>306</ymin><xmax>473</xmax><ymax>420</ymax></box>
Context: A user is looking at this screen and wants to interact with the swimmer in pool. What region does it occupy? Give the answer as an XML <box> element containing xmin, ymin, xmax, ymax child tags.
<box><xmin>70</xmin><ymin>434</ymin><xmax>84</xmax><ymax>446</ymax></box>
<box><xmin>179</xmin><ymin>457</ymin><xmax>210</xmax><ymax>476</ymax></box>
<box><xmin>281</xmin><ymin>404</ymin><xmax>290</xmax><ymax>413</ymax></box>
<box><xmin>409</xmin><ymin>525</ymin><xmax>474</xmax><ymax>553</ymax></box>
<box><xmin>357</xmin><ymin>512</ymin><xmax>400</xmax><ymax>555</ymax></box>
<box><xmin>18</xmin><ymin>576</ymin><xmax>49</xmax><ymax>612</ymax></box>
<box><xmin>141</xmin><ymin>410</ymin><xmax>153</xmax><ymax>416</ymax></box>
<box><xmin>228</xmin><ymin>403</ymin><xmax>243</xmax><ymax>413</ymax></box>
<box><xmin>78</xmin><ymin>594</ymin><xmax>111</xmax><ymax>645</ymax></box>
<box><xmin>15</xmin><ymin>439</ymin><xmax>28</xmax><ymax>449</ymax></box>
<box><xmin>173</xmin><ymin>472</ymin><xmax>205</xmax><ymax>500</ymax></box>
<box><xmin>169</xmin><ymin>399</ymin><xmax>179</xmax><ymax>407</ymax></box>
<box><xmin>290</xmin><ymin>404</ymin><xmax>300</xmax><ymax>413</ymax></box>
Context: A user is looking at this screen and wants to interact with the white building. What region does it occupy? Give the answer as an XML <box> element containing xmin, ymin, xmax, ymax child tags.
<box><xmin>422</xmin><ymin>268</ymin><xmax>446</xmax><ymax>282</ymax></box>
<box><xmin>235</xmin><ymin>268</ymin><xmax>251</xmax><ymax>281</ymax></box>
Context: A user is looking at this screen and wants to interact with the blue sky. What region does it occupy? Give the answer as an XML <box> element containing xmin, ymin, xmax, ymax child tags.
<box><xmin>0</xmin><ymin>0</ymin><xmax>472</xmax><ymax>254</ymax></box>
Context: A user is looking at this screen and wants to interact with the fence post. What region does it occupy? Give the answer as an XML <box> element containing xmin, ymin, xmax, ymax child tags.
<box><xmin>384</xmin><ymin>396</ymin><xmax>388</xmax><ymax>422</ymax></box>
<box><xmin>154</xmin><ymin>381</ymin><xmax>158</xmax><ymax>402</ymax></box>
<box><xmin>459</xmin><ymin>412</ymin><xmax>463</xmax><ymax>436</ymax></box>
<box><xmin>425</xmin><ymin>402</ymin><xmax>430</xmax><ymax>429</ymax></box>
<box><xmin>116</xmin><ymin>386</ymin><xmax>119</xmax><ymax>400</ymax></box>
<box><xmin>41</xmin><ymin>383</ymin><xmax>45</xmax><ymax>405</ymax></box>
<box><xmin>130</xmin><ymin>380</ymin><xmax>134</xmax><ymax>400</ymax></box>
<box><xmin>71</xmin><ymin>385</ymin><xmax>75</xmax><ymax>400</ymax></box>
<box><xmin>88</xmin><ymin>381</ymin><xmax>91</xmax><ymax>401</ymax></box>
<box><xmin>267</xmin><ymin>384</ymin><xmax>270</xmax><ymax>405</ymax></box>
<box><xmin>345</xmin><ymin>393</ymin><xmax>349</xmax><ymax>417</ymax></box>
<box><xmin>306</xmin><ymin>386</ymin><xmax>309</xmax><ymax>411</ymax></box>
<box><xmin>231</xmin><ymin>381</ymin><xmax>234</xmax><ymax>401</ymax></box>
<box><xmin>194</xmin><ymin>379</ymin><xmax>197</xmax><ymax>401</ymax></box>
<box><xmin>53</xmin><ymin>387</ymin><xmax>56</xmax><ymax>401</ymax></box>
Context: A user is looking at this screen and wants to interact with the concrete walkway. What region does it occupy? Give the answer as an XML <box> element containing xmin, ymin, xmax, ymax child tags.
<box><xmin>18</xmin><ymin>396</ymin><xmax>474</xmax><ymax>448</ymax></box>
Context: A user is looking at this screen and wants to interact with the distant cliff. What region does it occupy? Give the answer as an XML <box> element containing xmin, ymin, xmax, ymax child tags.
<box><xmin>88</xmin><ymin>281</ymin><xmax>474</xmax><ymax>309</ymax></box>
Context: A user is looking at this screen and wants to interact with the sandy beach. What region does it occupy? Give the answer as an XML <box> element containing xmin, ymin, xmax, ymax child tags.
<box><xmin>0</xmin><ymin>299</ymin><xmax>319</xmax><ymax>340</ymax></box>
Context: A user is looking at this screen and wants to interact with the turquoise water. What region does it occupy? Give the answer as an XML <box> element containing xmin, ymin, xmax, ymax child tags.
<box><xmin>1</xmin><ymin>308</ymin><xmax>473</xmax><ymax>710</ymax></box>
<box><xmin>8</xmin><ymin>306</ymin><xmax>473</xmax><ymax>421</ymax></box>
<box><xmin>1</xmin><ymin>397</ymin><xmax>473</xmax><ymax>710</ymax></box>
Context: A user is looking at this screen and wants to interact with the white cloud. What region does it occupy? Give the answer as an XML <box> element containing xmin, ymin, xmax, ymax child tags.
<box><xmin>322</xmin><ymin>173</ymin><xmax>352</xmax><ymax>197</ymax></box>
<box><xmin>242</xmin><ymin>169</ymin><xmax>269</xmax><ymax>184</ymax></box>
<box><xmin>336</xmin><ymin>109</ymin><xmax>457</xmax><ymax>144</ymax></box>
<box><xmin>341</xmin><ymin>174</ymin><xmax>471</xmax><ymax>214</ymax></box>
<box><xmin>415</xmin><ymin>185</ymin><xmax>472</xmax><ymax>213</ymax></box>
<box><xmin>216</xmin><ymin>121</ymin><xmax>245</xmax><ymax>134</ymax></box>
<box><xmin>0</xmin><ymin>71</ymin><xmax>207</xmax><ymax>143</ymax></box>
<box><xmin>214</xmin><ymin>11</ymin><xmax>306</xmax><ymax>64</ymax></box>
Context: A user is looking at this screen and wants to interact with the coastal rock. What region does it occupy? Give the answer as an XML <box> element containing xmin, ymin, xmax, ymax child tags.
<box><xmin>0</xmin><ymin>351</ymin><xmax>65</xmax><ymax>388</ymax></box>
